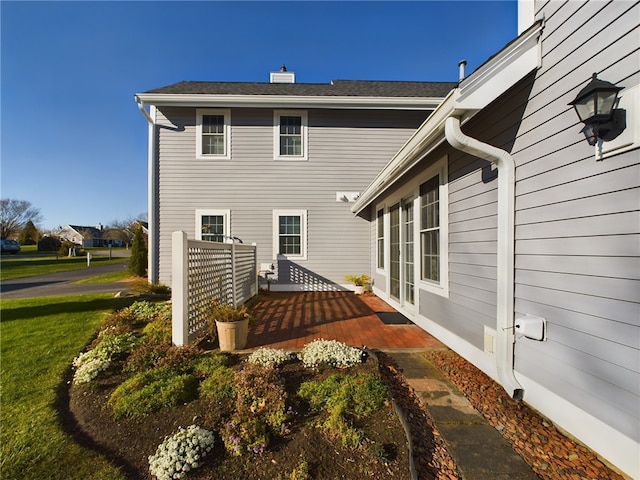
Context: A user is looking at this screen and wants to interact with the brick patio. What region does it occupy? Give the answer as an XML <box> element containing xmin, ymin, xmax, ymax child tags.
<box><xmin>247</xmin><ymin>291</ymin><xmax>444</xmax><ymax>351</ymax></box>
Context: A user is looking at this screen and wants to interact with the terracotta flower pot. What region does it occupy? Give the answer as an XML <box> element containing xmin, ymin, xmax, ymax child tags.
<box><xmin>216</xmin><ymin>318</ymin><xmax>249</xmax><ymax>351</ymax></box>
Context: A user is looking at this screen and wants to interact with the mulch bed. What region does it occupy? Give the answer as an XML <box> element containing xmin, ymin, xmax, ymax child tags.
<box><xmin>62</xmin><ymin>350</ymin><xmax>461</xmax><ymax>480</ymax></box>
<box><xmin>425</xmin><ymin>349</ymin><xmax>627</xmax><ymax>480</ymax></box>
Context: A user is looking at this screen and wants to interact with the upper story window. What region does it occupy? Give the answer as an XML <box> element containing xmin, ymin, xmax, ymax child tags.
<box><xmin>274</xmin><ymin>110</ymin><xmax>308</xmax><ymax>160</ymax></box>
<box><xmin>196</xmin><ymin>109</ymin><xmax>230</xmax><ymax>159</ymax></box>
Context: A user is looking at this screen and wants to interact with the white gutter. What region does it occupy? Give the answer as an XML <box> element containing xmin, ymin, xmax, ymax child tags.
<box><xmin>351</xmin><ymin>89</ymin><xmax>466</xmax><ymax>214</ymax></box>
<box><xmin>134</xmin><ymin>95</ymin><xmax>159</xmax><ymax>284</ymax></box>
<box><xmin>445</xmin><ymin>116</ymin><xmax>523</xmax><ymax>400</ymax></box>
<box><xmin>133</xmin><ymin>93</ymin><xmax>445</xmax><ymax>111</ymax></box>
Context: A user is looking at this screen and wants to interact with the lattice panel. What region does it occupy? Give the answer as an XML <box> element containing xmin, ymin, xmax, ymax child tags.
<box><xmin>186</xmin><ymin>245</ymin><xmax>233</xmax><ymax>338</ymax></box>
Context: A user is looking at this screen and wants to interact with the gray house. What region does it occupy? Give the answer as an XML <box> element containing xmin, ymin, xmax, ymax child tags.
<box><xmin>136</xmin><ymin>0</ymin><xmax>638</xmax><ymax>476</ymax></box>
<box><xmin>352</xmin><ymin>1</ymin><xmax>639</xmax><ymax>477</ymax></box>
<box><xmin>134</xmin><ymin>76</ymin><xmax>455</xmax><ymax>290</ymax></box>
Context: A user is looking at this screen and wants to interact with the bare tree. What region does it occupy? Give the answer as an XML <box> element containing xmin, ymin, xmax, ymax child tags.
<box><xmin>106</xmin><ymin>214</ymin><xmax>147</xmax><ymax>247</ymax></box>
<box><xmin>0</xmin><ymin>199</ymin><xmax>43</xmax><ymax>239</ymax></box>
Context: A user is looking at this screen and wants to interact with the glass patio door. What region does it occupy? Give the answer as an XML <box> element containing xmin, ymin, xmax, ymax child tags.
<box><xmin>389</xmin><ymin>199</ymin><xmax>415</xmax><ymax>306</ymax></box>
<box><xmin>390</xmin><ymin>204</ymin><xmax>401</xmax><ymax>301</ymax></box>
<box><xmin>402</xmin><ymin>198</ymin><xmax>415</xmax><ymax>306</ymax></box>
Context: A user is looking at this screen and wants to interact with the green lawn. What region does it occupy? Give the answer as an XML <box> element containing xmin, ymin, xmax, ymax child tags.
<box><xmin>75</xmin><ymin>269</ymin><xmax>132</xmax><ymax>284</ymax></box>
<box><xmin>0</xmin><ymin>255</ymin><xmax>128</xmax><ymax>281</ymax></box>
<box><xmin>0</xmin><ymin>294</ymin><xmax>132</xmax><ymax>480</ymax></box>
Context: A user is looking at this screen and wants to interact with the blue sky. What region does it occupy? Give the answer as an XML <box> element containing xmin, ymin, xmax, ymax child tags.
<box><xmin>1</xmin><ymin>1</ymin><xmax>517</xmax><ymax>231</ymax></box>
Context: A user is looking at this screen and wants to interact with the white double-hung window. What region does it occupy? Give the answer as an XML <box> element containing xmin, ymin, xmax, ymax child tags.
<box><xmin>196</xmin><ymin>109</ymin><xmax>230</xmax><ymax>159</ymax></box>
<box><xmin>274</xmin><ymin>110</ymin><xmax>308</xmax><ymax>160</ymax></box>
<box><xmin>420</xmin><ymin>176</ymin><xmax>440</xmax><ymax>282</ymax></box>
<box><xmin>418</xmin><ymin>156</ymin><xmax>448</xmax><ymax>296</ymax></box>
<box><xmin>196</xmin><ymin>209</ymin><xmax>230</xmax><ymax>243</ymax></box>
<box><xmin>273</xmin><ymin>210</ymin><xmax>307</xmax><ymax>259</ymax></box>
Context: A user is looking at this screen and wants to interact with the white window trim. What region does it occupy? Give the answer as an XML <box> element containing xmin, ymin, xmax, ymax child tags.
<box><xmin>375</xmin><ymin>206</ymin><xmax>386</xmax><ymax>274</ymax></box>
<box><xmin>273</xmin><ymin>110</ymin><xmax>308</xmax><ymax>160</ymax></box>
<box><xmin>195</xmin><ymin>209</ymin><xmax>230</xmax><ymax>241</ymax></box>
<box><xmin>416</xmin><ymin>156</ymin><xmax>448</xmax><ymax>298</ymax></box>
<box><xmin>272</xmin><ymin>209</ymin><xmax>307</xmax><ymax>260</ymax></box>
<box><xmin>196</xmin><ymin>109</ymin><xmax>231</xmax><ymax>160</ymax></box>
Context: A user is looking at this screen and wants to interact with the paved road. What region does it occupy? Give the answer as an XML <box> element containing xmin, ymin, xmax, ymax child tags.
<box><xmin>1</xmin><ymin>262</ymin><xmax>132</xmax><ymax>300</ymax></box>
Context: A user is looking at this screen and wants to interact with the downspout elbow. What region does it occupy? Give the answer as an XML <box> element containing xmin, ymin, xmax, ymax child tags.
<box><xmin>445</xmin><ymin>116</ymin><xmax>524</xmax><ymax>400</ymax></box>
<box><xmin>135</xmin><ymin>95</ymin><xmax>155</xmax><ymax>125</ymax></box>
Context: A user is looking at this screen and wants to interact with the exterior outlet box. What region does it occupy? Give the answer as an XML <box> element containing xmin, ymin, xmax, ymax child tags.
<box><xmin>483</xmin><ymin>326</ymin><xmax>496</xmax><ymax>354</ymax></box>
<box><xmin>515</xmin><ymin>315</ymin><xmax>546</xmax><ymax>341</ymax></box>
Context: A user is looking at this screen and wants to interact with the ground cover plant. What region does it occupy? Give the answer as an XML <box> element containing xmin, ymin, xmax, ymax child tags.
<box><xmin>65</xmin><ymin>307</ymin><xmax>414</xmax><ymax>480</ymax></box>
<box><xmin>0</xmin><ymin>294</ymin><xmax>130</xmax><ymax>480</ymax></box>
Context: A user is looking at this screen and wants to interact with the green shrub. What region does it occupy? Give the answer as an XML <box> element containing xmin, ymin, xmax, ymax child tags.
<box><xmin>128</xmin><ymin>224</ymin><xmax>148</xmax><ymax>277</ymax></box>
<box><xmin>127</xmin><ymin>300</ymin><xmax>171</xmax><ymax>323</ymax></box>
<box><xmin>141</xmin><ymin>318</ymin><xmax>172</xmax><ymax>345</ymax></box>
<box><xmin>99</xmin><ymin>308</ymin><xmax>139</xmax><ymax>332</ymax></box>
<box><xmin>221</xmin><ymin>363</ymin><xmax>291</xmax><ymax>456</ymax></box>
<box><xmin>298</xmin><ymin>373</ymin><xmax>388</xmax><ymax>448</ymax></box>
<box><xmin>199</xmin><ymin>366</ymin><xmax>236</xmax><ymax>407</ymax></box>
<box><xmin>37</xmin><ymin>235</ymin><xmax>60</xmax><ymax>252</ymax></box>
<box><xmin>59</xmin><ymin>241</ymin><xmax>80</xmax><ymax>257</ymax></box>
<box><xmin>154</xmin><ymin>344</ymin><xmax>202</xmax><ymax>373</ymax></box>
<box><xmin>109</xmin><ymin>368</ymin><xmax>199</xmax><ymax>418</ymax></box>
<box><xmin>193</xmin><ymin>353</ymin><xmax>232</xmax><ymax>376</ymax></box>
<box><xmin>125</xmin><ymin>342</ymin><xmax>170</xmax><ymax>373</ymax></box>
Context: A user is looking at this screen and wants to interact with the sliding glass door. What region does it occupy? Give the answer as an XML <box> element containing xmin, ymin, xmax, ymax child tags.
<box><xmin>389</xmin><ymin>198</ymin><xmax>415</xmax><ymax>306</ymax></box>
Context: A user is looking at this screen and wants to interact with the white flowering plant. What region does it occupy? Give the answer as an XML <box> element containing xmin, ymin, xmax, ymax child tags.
<box><xmin>148</xmin><ymin>425</ymin><xmax>215</xmax><ymax>480</ymax></box>
<box><xmin>72</xmin><ymin>348</ymin><xmax>111</xmax><ymax>385</ymax></box>
<box><xmin>72</xmin><ymin>331</ymin><xmax>137</xmax><ymax>385</ymax></box>
<box><xmin>298</xmin><ymin>339</ymin><xmax>364</xmax><ymax>369</ymax></box>
<box><xmin>246</xmin><ymin>348</ymin><xmax>293</xmax><ymax>368</ymax></box>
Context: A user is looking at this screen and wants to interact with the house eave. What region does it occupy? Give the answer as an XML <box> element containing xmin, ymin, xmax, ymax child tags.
<box><xmin>456</xmin><ymin>19</ymin><xmax>544</xmax><ymax>110</ymax></box>
<box><xmin>133</xmin><ymin>93</ymin><xmax>446</xmax><ymax>110</ymax></box>
<box><xmin>352</xmin><ymin>19</ymin><xmax>544</xmax><ymax>215</ymax></box>
<box><xmin>351</xmin><ymin>89</ymin><xmax>470</xmax><ymax>214</ymax></box>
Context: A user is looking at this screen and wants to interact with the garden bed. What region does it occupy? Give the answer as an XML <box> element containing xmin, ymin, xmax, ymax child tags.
<box><xmin>60</xmin><ymin>301</ymin><xmax>457</xmax><ymax>480</ymax></box>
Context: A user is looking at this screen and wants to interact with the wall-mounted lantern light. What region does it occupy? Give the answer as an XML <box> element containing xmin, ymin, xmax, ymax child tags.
<box><xmin>569</xmin><ymin>73</ymin><xmax>626</xmax><ymax>146</ymax></box>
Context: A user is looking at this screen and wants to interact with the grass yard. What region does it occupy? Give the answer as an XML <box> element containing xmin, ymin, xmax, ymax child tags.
<box><xmin>75</xmin><ymin>269</ymin><xmax>132</xmax><ymax>284</ymax></box>
<box><xmin>0</xmin><ymin>254</ymin><xmax>128</xmax><ymax>281</ymax></box>
<box><xmin>0</xmin><ymin>294</ymin><xmax>133</xmax><ymax>480</ymax></box>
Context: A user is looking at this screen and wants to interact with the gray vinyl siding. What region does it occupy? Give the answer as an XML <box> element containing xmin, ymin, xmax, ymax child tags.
<box><xmin>511</xmin><ymin>0</ymin><xmax>639</xmax><ymax>443</ymax></box>
<box><xmin>369</xmin><ymin>0</ymin><xmax>639</xmax><ymax>458</ymax></box>
<box><xmin>154</xmin><ymin>107</ymin><xmax>427</xmax><ymax>289</ymax></box>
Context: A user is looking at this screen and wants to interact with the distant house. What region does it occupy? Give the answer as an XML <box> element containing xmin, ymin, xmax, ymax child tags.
<box><xmin>55</xmin><ymin>224</ymin><xmax>126</xmax><ymax>248</ymax></box>
<box><xmin>134</xmin><ymin>75</ymin><xmax>455</xmax><ymax>290</ymax></box>
<box><xmin>352</xmin><ymin>1</ymin><xmax>639</xmax><ymax>477</ymax></box>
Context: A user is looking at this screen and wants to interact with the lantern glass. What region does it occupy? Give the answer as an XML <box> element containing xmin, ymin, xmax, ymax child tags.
<box><xmin>573</xmin><ymin>89</ymin><xmax>619</xmax><ymax>124</ymax></box>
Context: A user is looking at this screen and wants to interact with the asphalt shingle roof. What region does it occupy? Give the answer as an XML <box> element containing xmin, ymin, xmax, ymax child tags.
<box><xmin>145</xmin><ymin>79</ymin><xmax>457</xmax><ymax>98</ymax></box>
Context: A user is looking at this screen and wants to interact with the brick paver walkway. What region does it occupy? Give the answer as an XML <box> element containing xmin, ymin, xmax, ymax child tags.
<box><xmin>247</xmin><ymin>291</ymin><xmax>444</xmax><ymax>350</ymax></box>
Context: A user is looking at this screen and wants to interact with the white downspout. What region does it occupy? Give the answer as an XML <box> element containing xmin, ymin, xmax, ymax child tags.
<box><xmin>134</xmin><ymin>95</ymin><xmax>159</xmax><ymax>284</ymax></box>
<box><xmin>445</xmin><ymin>115</ymin><xmax>524</xmax><ymax>400</ymax></box>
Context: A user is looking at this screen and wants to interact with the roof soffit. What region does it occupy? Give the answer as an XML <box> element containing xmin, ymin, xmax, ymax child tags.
<box><xmin>133</xmin><ymin>93</ymin><xmax>447</xmax><ymax>110</ymax></box>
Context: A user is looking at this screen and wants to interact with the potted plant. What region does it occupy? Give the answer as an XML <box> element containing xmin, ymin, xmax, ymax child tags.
<box><xmin>344</xmin><ymin>274</ymin><xmax>371</xmax><ymax>295</ymax></box>
<box><xmin>206</xmin><ymin>300</ymin><xmax>253</xmax><ymax>351</ymax></box>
